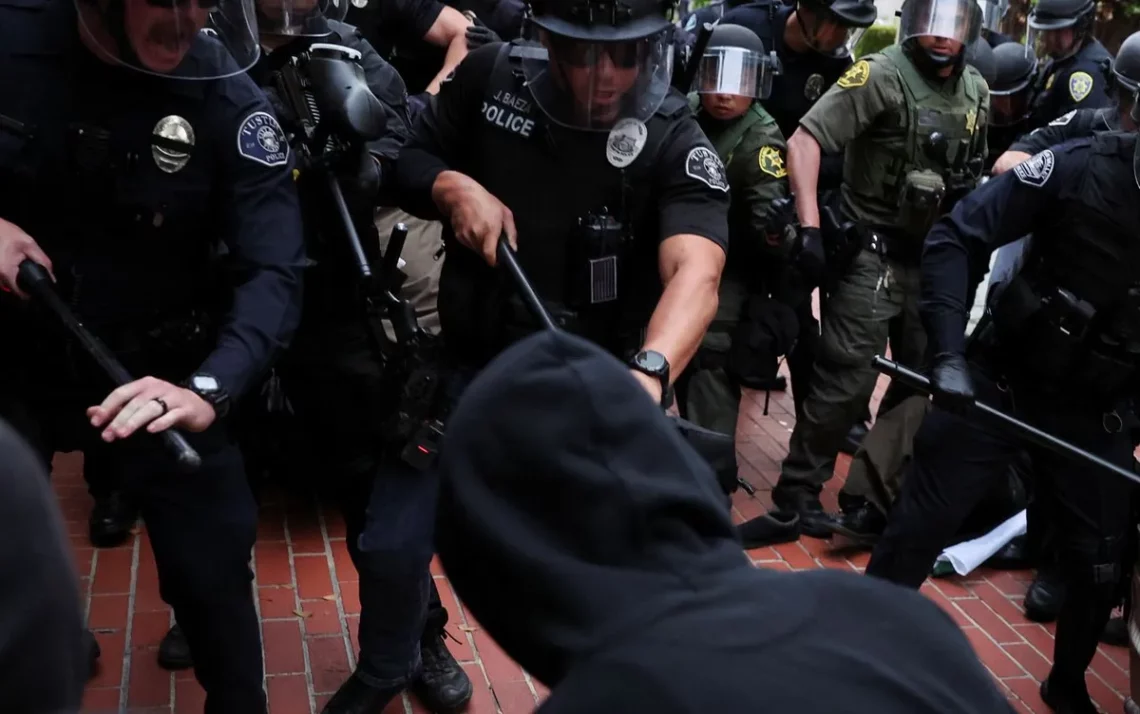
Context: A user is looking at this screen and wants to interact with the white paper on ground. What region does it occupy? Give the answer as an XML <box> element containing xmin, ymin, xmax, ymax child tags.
<box><xmin>934</xmin><ymin>510</ymin><xmax>1027</xmax><ymax>577</ymax></box>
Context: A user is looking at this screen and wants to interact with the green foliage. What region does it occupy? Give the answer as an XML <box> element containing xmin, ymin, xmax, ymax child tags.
<box><xmin>853</xmin><ymin>22</ymin><xmax>898</xmax><ymax>58</ymax></box>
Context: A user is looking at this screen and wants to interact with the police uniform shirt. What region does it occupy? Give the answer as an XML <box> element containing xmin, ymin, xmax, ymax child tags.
<box><xmin>1029</xmin><ymin>37</ymin><xmax>1113</xmax><ymax>129</ymax></box>
<box><xmin>347</xmin><ymin>0</ymin><xmax>449</xmax><ymax>95</ymax></box>
<box><xmin>721</xmin><ymin>1</ymin><xmax>852</xmax><ymax>140</ymax></box>
<box><xmin>395</xmin><ymin>42</ymin><xmax>730</xmax><ymax>302</ymax></box>
<box><xmin>0</xmin><ymin>0</ymin><xmax>306</xmax><ymax>401</ymax></box>
<box><xmin>922</xmin><ymin>134</ymin><xmax>1136</xmax><ymax>358</ymax></box>
<box><xmin>1010</xmin><ymin>105</ymin><xmax>1115</xmax><ymax>156</ymax></box>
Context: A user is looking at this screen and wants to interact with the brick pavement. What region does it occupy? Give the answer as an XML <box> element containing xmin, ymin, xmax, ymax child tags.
<box><xmin>63</xmin><ymin>368</ymin><xmax>1132</xmax><ymax>714</ymax></box>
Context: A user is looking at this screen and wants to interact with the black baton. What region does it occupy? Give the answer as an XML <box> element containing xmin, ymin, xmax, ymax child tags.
<box><xmin>17</xmin><ymin>260</ymin><xmax>203</xmax><ymax>473</ymax></box>
<box><xmin>872</xmin><ymin>355</ymin><xmax>1140</xmax><ymax>487</ymax></box>
<box><xmin>497</xmin><ymin>238</ymin><xmax>559</xmax><ymax>332</ymax></box>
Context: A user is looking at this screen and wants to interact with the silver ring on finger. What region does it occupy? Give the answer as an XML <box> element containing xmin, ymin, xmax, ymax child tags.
<box><xmin>153</xmin><ymin>397</ymin><xmax>169</xmax><ymax>416</ymax></box>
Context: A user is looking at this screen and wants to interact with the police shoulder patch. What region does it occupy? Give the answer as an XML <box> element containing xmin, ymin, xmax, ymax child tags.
<box><xmin>1012</xmin><ymin>149</ymin><xmax>1055</xmax><ymax>188</ymax></box>
<box><xmin>757</xmin><ymin>145</ymin><xmax>787</xmax><ymax>178</ymax></box>
<box><xmin>1050</xmin><ymin>109</ymin><xmax>1077</xmax><ymax>126</ymax></box>
<box><xmin>837</xmin><ymin>60</ymin><xmax>870</xmax><ymax>89</ymax></box>
<box><xmin>1069</xmin><ymin>71</ymin><xmax>1094</xmax><ymax>103</ymax></box>
<box><xmin>237</xmin><ymin>111</ymin><xmax>289</xmax><ymax>168</ymax></box>
<box><xmin>686</xmin><ymin>146</ymin><xmax>729</xmax><ymax>192</ymax></box>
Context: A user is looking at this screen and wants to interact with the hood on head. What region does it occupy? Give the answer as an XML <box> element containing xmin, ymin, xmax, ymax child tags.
<box><xmin>436</xmin><ymin>331</ymin><xmax>748</xmax><ymax>686</ymax></box>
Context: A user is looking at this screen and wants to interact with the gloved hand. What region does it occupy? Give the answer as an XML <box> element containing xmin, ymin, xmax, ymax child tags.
<box><xmin>339</xmin><ymin>151</ymin><xmax>382</xmax><ymax>200</ymax></box>
<box><xmin>930</xmin><ymin>352</ymin><xmax>975</xmax><ymax>414</ymax></box>
<box><xmin>465</xmin><ymin>24</ymin><xmax>500</xmax><ymax>50</ymax></box>
<box><xmin>791</xmin><ymin>226</ymin><xmax>826</xmax><ymax>284</ymax></box>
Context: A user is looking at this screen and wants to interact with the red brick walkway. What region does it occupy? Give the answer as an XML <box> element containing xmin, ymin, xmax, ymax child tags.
<box><xmin>61</xmin><ymin>370</ymin><xmax>1131</xmax><ymax>714</ymax></box>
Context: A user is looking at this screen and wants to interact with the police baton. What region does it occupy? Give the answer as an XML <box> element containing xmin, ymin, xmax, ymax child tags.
<box><xmin>871</xmin><ymin>355</ymin><xmax>1140</xmax><ymax>487</ymax></box>
<box><xmin>16</xmin><ymin>260</ymin><xmax>203</xmax><ymax>473</ymax></box>
<box><xmin>496</xmin><ymin>238</ymin><xmax>560</xmax><ymax>332</ymax></box>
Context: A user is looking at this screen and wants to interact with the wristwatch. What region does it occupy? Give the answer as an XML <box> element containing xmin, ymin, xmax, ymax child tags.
<box><xmin>630</xmin><ymin>350</ymin><xmax>672</xmax><ymax>408</ymax></box>
<box><xmin>184</xmin><ymin>373</ymin><xmax>231</xmax><ymax>418</ymax></box>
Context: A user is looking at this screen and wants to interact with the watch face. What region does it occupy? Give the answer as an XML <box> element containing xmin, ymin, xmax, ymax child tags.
<box><xmin>638</xmin><ymin>351</ymin><xmax>666</xmax><ymax>373</ymax></box>
<box><xmin>192</xmin><ymin>375</ymin><xmax>219</xmax><ymax>392</ymax></box>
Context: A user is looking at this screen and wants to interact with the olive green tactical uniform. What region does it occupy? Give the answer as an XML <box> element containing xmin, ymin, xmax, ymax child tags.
<box><xmin>680</xmin><ymin>97</ymin><xmax>789</xmax><ymax>435</ymax></box>
<box><xmin>776</xmin><ymin>45</ymin><xmax>989</xmax><ymax>499</ymax></box>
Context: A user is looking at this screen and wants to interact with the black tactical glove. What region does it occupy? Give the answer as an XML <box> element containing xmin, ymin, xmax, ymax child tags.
<box><xmin>930</xmin><ymin>352</ymin><xmax>975</xmax><ymax>415</ymax></box>
<box><xmin>466</xmin><ymin>24</ymin><xmax>500</xmax><ymax>50</ymax></box>
<box><xmin>791</xmin><ymin>226</ymin><xmax>826</xmax><ymax>284</ymax></box>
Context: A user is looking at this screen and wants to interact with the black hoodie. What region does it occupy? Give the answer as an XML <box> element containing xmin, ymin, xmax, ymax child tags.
<box><xmin>436</xmin><ymin>331</ymin><xmax>1016</xmax><ymax>713</ymax></box>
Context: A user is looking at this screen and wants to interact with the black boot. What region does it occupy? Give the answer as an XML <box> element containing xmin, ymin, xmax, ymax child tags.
<box><xmin>1024</xmin><ymin>568</ymin><xmax>1067</xmax><ymax>623</ymax></box>
<box><xmin>320</xmin><ymin>674</ymin><xmax>403</xmax><ymax>714</ymax></box>
<box><xmin>985</xmin><ymin>535</ymin><xmax>1033</xmax><ymax>570</ymax></box>
<box><xmin>84</xmin><ymin>629</ymin><xmax>101</xmax><ymax>679</ymax></box>
<box><xmin>157</xmin><ymin>624</ymin><xmax>193</xmax><ymax>671</ymax></box>
<box><xmin>88</xmin><ymin>492</ymin><xmax>138</xmax><ymax>548</ymax></box>
<box><xmin>1040</xmin><ymin>675</ymin><xmax>1097</xmax><ymax>714</ymax></box>
<box><xmin>1100</xmin><ymin>615</ymin><xmax>1128</xmax><ymax>647</ymax></box>
<box><xmin>828</xmin><ymin>502</ymin><xmax>887</xmax><ymax>548</ymax></box>
<box><xmin>837</xmin><ymin>422</ymin><xmax>869</xmax><ymax>457</ymax></box>
<box><xmin>771</xmin><ymin>487</ymin><xmax>837</xmax><ymax>539</ymax></box>
<box><xmin>411</xmin><ymin>630</ymin><xmax>472</xmax><ymax>713</ymax></box>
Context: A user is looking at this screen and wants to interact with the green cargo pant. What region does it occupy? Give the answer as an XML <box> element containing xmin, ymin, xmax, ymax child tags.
<box><xmin>679</xmin><ymin>277</ymin><xmax>748</xmax><ymax>436</ymax></box>
<box><xmin>776</xmin><ymin>249</ymin><xmax>927</xmax><ymax>498</ymax></box>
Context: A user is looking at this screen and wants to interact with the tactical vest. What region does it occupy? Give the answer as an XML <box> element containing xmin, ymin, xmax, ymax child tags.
<box><xmin>843</xmin><ymin>44</ymin><xmax>986</xmax><ymax>239</ymax></box>
<box><xmin>991</xmin><ymin>133</ymin><xmax>1140</xmax><ymax>400</ymax></box>
<box><xmin>437</xmin><ymin>41</ymin><xmax>691</xmax><ymax>365</ymax></box>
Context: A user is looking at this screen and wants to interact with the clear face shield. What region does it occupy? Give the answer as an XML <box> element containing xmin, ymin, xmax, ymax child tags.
<box><xmin>797</xmin><ymin>6</ymin><xmax>861</xmax><ymax>58</ymax></box>
<box><xmin>256</xmin><ymin>0</ymin><xmax>348</xmax><ymax>36</ymax></box>
<box><xmin>977</xmin><ymin>0</ymin><xmax>1007</xmax><ymax>33</ymax></box>
<box><xmin>989</xmin><ymin>81</ymin><xmax>1034</xmax><ymax>125</ymax></box>
<box><xmin>1025</xmin><ymin>23</ymin><xmax>1080</xmax><ymax>61</ymax></box>
<box><xmin>695</xmin><ymin>46</ymin><xmax>775</xmax><ymax>99</ymax></box>
<box><xmin>899</xmin><ymin>0</ymin><xmax>981</xmax><ymax>49</ymax></box>
<box><xmin>521</xmin><ymin>27</ymin><xmax>674</xmax><ymax>131</ymax></box>
<box><xmin>76</xmin><ymin>0</ymin><xmax>260</xmax><ymax>79</ymax></box>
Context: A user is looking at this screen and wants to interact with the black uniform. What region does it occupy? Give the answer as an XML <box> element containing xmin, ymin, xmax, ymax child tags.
<box><xmin>1011</xmin><ymin>105</ymin><xmax>1117</xmax><ymax>154</ymax></box>
<box><xmin>0</xmin><ymin>1</ymin><xmax>306</xmax><ymax>711</ymax></box>
<box><xmin>347</xmin><ymin>0</ymin><xmax>453</xmax><ymax>96</ymax></box>
<box><xmin>866</xmin><ymin>134</ymin><xmax>1140</xmax><ymax>709</ymax></box>
<box><xmin>396</xmin><ymin>42</ymin><xmax>730</xmax><ymax>365</ymax></box>
<box><xmin>1028</xmin><ymin>38</ymin><xmax>1114</xmax><ymax>129</ymax></box>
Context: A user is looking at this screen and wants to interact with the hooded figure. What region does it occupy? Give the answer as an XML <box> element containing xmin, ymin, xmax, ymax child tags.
<box><xmin>436</xmin><ymin>330</ymin><xmax>1015</xmax><ymax>713</ymax></box>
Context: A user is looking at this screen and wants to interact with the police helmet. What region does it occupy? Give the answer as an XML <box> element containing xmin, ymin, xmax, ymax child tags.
<box><xmin>1114</xmin><ymin>31</ymin><xmax>1140</xmax><ymax>94</ymax></box>
<box><xmin>988</xmin><ymin>41</ymin><xmax>1036</xmax><ymax>125</ymax></box>
<box><xmin>802</xmin><ymin>0</ymin><xmax>878</xmax><ymax>28</ymax></box>
<box><xmin>793</xmin><ymin>0</ymin><xmax>875</xmax><ymax>58</ymax></box>
<box><xmin>976</xmin><ymin>0</ymin><xmax>1008</xmax><ymax>34</ymax></box>
<box><xmin>75</xmin><ymin>0</ymin><xmax>261</xmax><ymax>79</ymax></box>
<box><xmin>522</xmin><ymin>0</ymin><xmax>678</xmax><ymax>130</ymax></box>
<box><xmin>965</xmin><ymin>36</ymin><xmax>996</xmax><ymax>84</ymax></box>
<box><xmin>694</xmin><ymin>24</ymin><xmax>779</xmax><ymax>99</ymax></box>
<box><xmin>1026</xmin><ymin>0</ymin><xmax>1095</xmax><ymax>60</ymax></box>
<box><xmin>255</xmin><ymin>0</ymin><xmax>350</xmax><ymax>37</ymax></box>
<box><xmin>899</xmin><ymin>0</ymin><xmax>983</xmax><ymax>69</ymax></box>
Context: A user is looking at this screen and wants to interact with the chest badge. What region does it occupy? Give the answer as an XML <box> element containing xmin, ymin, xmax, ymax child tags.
<box><xmin>151</xmin><ymin>115</ymin><xmax>195</xmax><ymax>174</ymax></box>
<box><xmin>965</xmin><ymin>109</ymin><xmax>977</xmax><ymax>135</ymax></box>
<box><xmin>1069</xmin><ymin>71</ymin><xmax>1094</xmax><ymax>102</ymax></box>
<box><xmin>606</xmin><ymin>118</ymin><xmax>648</xmax><ymax>168</ymax></box>
<box><xmin>804</xmin><ymin>73</ymin><xmax>824</xmax><ymax>102</ymax></box>
<box><xmin>837</xmin><ymin>60</ymin><xmax>870</xmax><ymax>89</ymax></box>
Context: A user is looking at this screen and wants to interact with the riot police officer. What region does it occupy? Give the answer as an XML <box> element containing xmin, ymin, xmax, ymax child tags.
<box><xmin>0</xmin><ymin>0</ymin><xmax>307</xmax><ymax>710</ymax></box>
<box><xmin>865</xmin><ymin>121</ymin><xmax>1140</xmax><ymax>714</ymax></box>
<box><xmin>977</xmin><ymin>0</ymin><xmax>1012</xmax><ymax>47</ymax></box>
<box><xmin>675</xmin><ymin>24</ymin><xmax>787</xmax><ymax>437</ymax></box>
<box><xmin>772</xmin><ymin>0</ymin><xmax>988</xmax><ymax>537</ymax></box>
<box><xmin>986</xmin><ymin>41</ymin><xmax>1039</xmax><ymax>167</ymax></box>
<box><xmin>394</xmin><ymin>0</ymin><xmax>729</xmax><ymax>426</ymax></box>
<box><xmin>1025</xmin><ymin>0</ymin><xmax>1113</xmax><ymax>130</ymax></box>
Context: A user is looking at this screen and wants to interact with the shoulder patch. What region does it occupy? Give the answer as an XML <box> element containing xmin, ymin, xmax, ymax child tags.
<box><xmin>1069</xmin><ymin>71</ymin><xmax>1094</xmax><ymax>102</ymax></box>
<box><xmin>836</xmin><ymin>60</ymin><xmax>870</xmax><ymax>89</ymax></box>
<box><xmin>686</xmin><ymin>146</ymin><xmax>729</xmax><ymax>192</ymax></box>
<box><xmin>1050</xmin><ymin>109</ymin><xmax>1077</xmax><ymax>126</ymax></box>
<box><xmin>1012</xmin><ymin>149</ymin><xmax>1055</xmax><ymax>188</ymax></box>
<box><xmin>237</xmin><ymin>111</ymin><xmax>289</xmax><ymax>167</ymax></box>
<box><xmin>757</xmin><ymin>145</ymin><xmax>788</xmax><ymax>178</ymax></box>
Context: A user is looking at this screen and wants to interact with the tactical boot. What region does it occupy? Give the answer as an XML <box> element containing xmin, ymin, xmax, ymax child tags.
<box><xmin>321</xmin><ymin>674</ymin><xmax>403</xmax><ymax>714</ymax></box>
<box><xmin>1100</xmin><ymin>615</ymin><xmax>1128</xmax><ymax>647</ymax></box>
<box><xmin>1040</xmin><ymin>676</ymin><xmax>1097</xmax><ymax>714</ymax></box>
<box><xmin>157</xmin><ymin>624</ymin><xmax>194</xmax><ymax>671</ymax></box>
<box><xmin>838</xmin><ymin>422</ymin><xmax>869</xmax><ymax>456</ymax></box>
<box><xmin>1024</xmin><ymin>568</ymin><xmax>1066</xmax><ymax>623</ymax></box>
<box><xmin>771</xmin><ymin>487</ymin><xmax>837</xmax><ymax>539</ymax></box>
<box><xmin>84</xmin><ymin>629</ymin><xmax>101</xmax><ymax>679</ymax></box>
<box><xmin>828</xmin><ymin>502</ymin><xmax>886</xmax><ymax>548</ymax></box>
<box><xmin>985</xmin><ymin>534</ymin><xmax>1032</xmax><ymax>570</ymax></box>
<box><xmin>88</xmin><ymin>492</ymin><xmax>138</xmax><ymax>548</ymax></box>
<box><xmin>411</xmin><ymin>630</ymin><xmax>472</xmax><ymax>713</ymax></box>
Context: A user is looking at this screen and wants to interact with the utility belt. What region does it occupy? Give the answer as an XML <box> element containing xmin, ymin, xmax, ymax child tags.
<box><xmin>860</xmin><ymin>226</ymin><xmax>923</xmax><ymax>266</ymax></box>
<box><xmin>988</xmin><ymin>275</ymin><xmax>1140</xmax><ymax>401</ymax></box>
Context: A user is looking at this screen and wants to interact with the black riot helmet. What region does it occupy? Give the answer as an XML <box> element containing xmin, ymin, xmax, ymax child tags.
<box><xmin>694</xmin><ymin>24</ymin><xmax>780</xmax><ymax>99</ymax></box>
<box><xmin>1026</xmin><ymin>0</ymin><xmax>1095</xmax><ymax>60</ymax></box>
<box><xmin>255</xmin><ymin>0</ymin><xmax>350</xmax><ymax>37</ymax></box>
<box><xmin>1114</xmin><ymin>31</ymin><xmax>1140</xmax><ymax>94</ymax></box>
<box><xmin>988</xmin><ymin>41</ymin><xmax>1037</xmax><ymax>125</ymax></box>
<box><xmin>75</xmin><ymin>0</ymin><xmax>261</xmax><ymax>78</ymax></box>
<box><xmin>794</xmin><ymin>0</ymin><xmax>877</xmax><ymax>58</ymax></box>
<box><xmin>964</xmin><ymin>35</ymin><xmax>996</xmax><ymax>84</ymax></box>
<box><xmin>899</xmin><ymin>0</ymin><xmax>982</xmax><ymax>72</ymax></box>
<box><xmin>522</xmin><ymin>0</ymin><xmax>678</xmax><ymax>131</ymax></box>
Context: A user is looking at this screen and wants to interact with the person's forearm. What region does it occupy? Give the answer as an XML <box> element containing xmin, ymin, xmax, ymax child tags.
<box><xmin>641</xmin><ymin>265</ymin><xmax>719</xmax><ymax>378</ymax></box>
<box><xmin>787</xmin><ymin>129</ymin><xmax>822</xmax><ymax>228</ymax></box>
<box><xmin>430</xmin><ymin>169</ymin><xmax>481</xmax><ymax>218</ymax></box>
<box><xmin>426</xmin><ymin>36</ymin><xmax>469</xmax><ymax>95</ymax></box>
